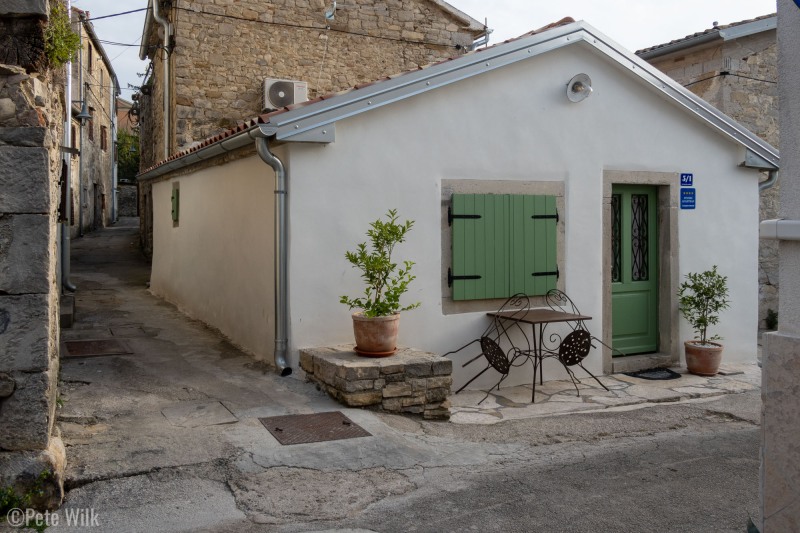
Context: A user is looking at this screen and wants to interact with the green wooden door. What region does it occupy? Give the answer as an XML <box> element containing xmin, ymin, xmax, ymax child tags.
<box><xmin>611</xmin><ymin>185</ymin><xmax>659</xmax><ymax>355</ymax></box>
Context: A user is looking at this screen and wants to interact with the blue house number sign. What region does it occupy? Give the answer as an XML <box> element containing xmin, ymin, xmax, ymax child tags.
<box><xmin>680</xmin><ymin>173</ymin><xmax>693</xmax><ymax>186</ymax></box>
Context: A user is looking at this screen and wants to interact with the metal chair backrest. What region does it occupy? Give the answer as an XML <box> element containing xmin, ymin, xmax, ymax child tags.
<box><xmin>546</xmin><ymin>289</ymin><xmax>588</xmax><ymax>331</ymax></box>
<box><xmin>479</xmin><ymin>336</ymin><xmax>512</xmax><ymax>374</ymax></box>
<box><xmin>492</xmin><ymin>293</ymin><xmax>531</xmax><ymax>350</ymax></box>
<box><xmin>558</xmin><ymin>329</ymin><xmax>592</xmax><ymax>366</ymax></box>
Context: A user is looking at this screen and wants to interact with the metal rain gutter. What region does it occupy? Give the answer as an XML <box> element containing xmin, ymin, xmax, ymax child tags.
<box><xmin>637</xmin><ymin>32</ymin><xmax>720</xmax><ymax>60</ymax></box>
<box><xmin>62</xmin><ymin>0</ymin><xmax>76</xmax><ymax>293</ymax></box>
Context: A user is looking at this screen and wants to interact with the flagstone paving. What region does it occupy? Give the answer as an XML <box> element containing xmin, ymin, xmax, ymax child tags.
<box><xmin>450</xmin><ymin>362</ymin><xmax>760</xmax><ymax>425</ymax></box>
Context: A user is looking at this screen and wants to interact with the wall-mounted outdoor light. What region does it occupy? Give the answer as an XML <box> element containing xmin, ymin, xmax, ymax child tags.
<box><xmin>567</xmin><ymin>73</ymin><xmax>593</xmax><ymax>103</ymax></box>
<box><xmin>74</xmin><ymin>100</ymin><xmax>92</xmax><ymax>122</ymax></box>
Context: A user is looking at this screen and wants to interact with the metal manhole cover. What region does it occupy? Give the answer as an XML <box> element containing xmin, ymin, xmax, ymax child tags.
<box><xmin>259</xmin><ymin>411</ymin><xmax>371</xmax><ymax>445</ymax></box>
<box><xmin>62</xmin><ymin>339</ymin><xmax>132</xmax><ymax>358</ymax></box>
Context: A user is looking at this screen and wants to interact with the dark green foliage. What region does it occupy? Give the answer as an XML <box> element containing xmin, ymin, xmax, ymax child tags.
<box><xmin>765</xmin><ymin>308</ymin><xmax>778</xmax><ymax>331</ymax></box>
<box><xmin>0</xmin><ymin>470</ymin><xmax>53</xmax><ymax>532</ymax></box>
<box><xmin>678</xmin><ymin>266</ymin><xmax>730</xmax><ymax>344</ymax></box>
<box><xmin>44</xmin><ymin>1</ymin><xmax>80</xmax><ymax>69</ymax></box>
<box><xmin>117</xmin><ymin>130</ymin><xmax>140</xmax><ymax>182</ymax></box>
<box><xmin>340</xmin><ymin>209</ymin><xmax>421</xmax><ymax>317</ymax></box>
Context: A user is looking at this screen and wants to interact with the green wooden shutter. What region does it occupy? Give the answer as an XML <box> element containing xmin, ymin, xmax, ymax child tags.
<box><xmin>451</xmin><ymin>194</ymin><xmax>508</xmax><ymax>301</ymax></box>
<box><xmin>451</xmin><ymin>193</ymin><xmax>558</xmax><ymax>301</ymax></box>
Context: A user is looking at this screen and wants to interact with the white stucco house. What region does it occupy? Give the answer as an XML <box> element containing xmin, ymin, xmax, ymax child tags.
<box><xmin>137</xmin><ymin>18</ymin><xmax>779</xmax><ymax>391</ymax></box>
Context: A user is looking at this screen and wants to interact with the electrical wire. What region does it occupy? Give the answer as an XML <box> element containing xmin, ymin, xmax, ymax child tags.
<box><xmin>684</xmin><ymin>71</ymin><xmax>776</xmax><ymax>88</ymax></box>
<box><xmin>78</xmin><ymin>5</ymin><xmax>465</xmax><ymax>49</ymax></box>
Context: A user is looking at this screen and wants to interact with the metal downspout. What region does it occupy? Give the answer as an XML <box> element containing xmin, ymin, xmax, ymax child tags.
<box><xmin>77</xmin><ymin>17</ymin><xmax>85</xmax><ymax>237</ymax></box>
<box><xmin>152</xmin><ymin>0</ymin><xmax>171</xmax><ymax>160</ymax></box>
<box><xmin>111</xmin><ymin>77</ymin><xmax>118</xmax><ymax>222</ymax></box>
<box><xmin>760</xmin><ymin>169</ymin><xmax>779</xmax><ymax>191</ymax></box>
<box><xmin>61</xmin><ymin>0</ymin><xmax>76</xmax><ymax>292</ymax></box>
<box><xmin>255</xmin><ymin>137</ymin><xmax>292</xmax><ymax>377</ymax></box>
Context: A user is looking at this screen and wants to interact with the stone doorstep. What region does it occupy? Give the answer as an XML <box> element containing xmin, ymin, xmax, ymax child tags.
<box><xmin>300</xmin><ymin>346</ymin><xmax>452</xmax><ymax>420</ymax></box>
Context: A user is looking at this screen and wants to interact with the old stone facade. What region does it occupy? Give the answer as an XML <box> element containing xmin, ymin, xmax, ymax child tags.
<box><xmin>71</xmin><ymin>8</ymin><xmax>118</xmax><ymax>234</ymax></box>
<box><xmin>0</xmin><ymin>0</ymin><xmax>68</xmax><ymax>509</ymax></box>
<box><xmin>639</xmin><ymin>15</ymin><xmax>779</xmax><ymax>328</ymax></box>
<box><xmin>138</xmin><ymin>0</ymin><xmax>486</xmax><ymax>169</ymax></box>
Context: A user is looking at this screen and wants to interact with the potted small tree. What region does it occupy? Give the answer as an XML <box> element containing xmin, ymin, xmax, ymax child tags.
<box><xmin>678</xmin><ymin>266</ymin><xmax>730</xmax><ymax>376</ymax></box>
<box><xmin>340</xmin><ymin>209</ymin><xmax>420</xmax><ymax>357</ymax></box>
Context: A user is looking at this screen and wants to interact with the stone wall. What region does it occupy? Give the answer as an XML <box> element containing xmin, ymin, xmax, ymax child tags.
<box><xmin>0</xmin><ymin>0</ymin><xmax>67</xmax><ymax>509</ymax></box>
<box><xmin>300</xmin><ymin>346</ymin><xmax>452</xmax><ymax>420</ymax></box>
<box><xmin>117</xmin><ymin>183</ymin><xmax>138</xmax><ymax>217</ymax></box>
<box><xmin>139</xmin><ymin>0</ymin><xmax>483</xmax><ymax>169</ymax></box>
<box><xmin>645</xmin><ymin>28</ymin><xmax>779</xmax><ymax>328</ymax></box>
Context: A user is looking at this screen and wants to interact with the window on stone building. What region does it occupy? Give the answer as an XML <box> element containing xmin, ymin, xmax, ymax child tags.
<box><xmin>101</xmin><ymin>126</ymin><xmax>108</xmax><ymax>151</ymax></box>
<box><xmin>87</xmin><ymin>108</ymin><xmax>94</xmax><ymax>142</ymax></box>
<box><xmin>71</xmin><ymin>125</ymin><xmax>77</xmax><ymax>158</ymax></box>
<box><xmin>88</xmin><ymin>43</ymin><xmax>93</xmax><ymax>71</ymax></box>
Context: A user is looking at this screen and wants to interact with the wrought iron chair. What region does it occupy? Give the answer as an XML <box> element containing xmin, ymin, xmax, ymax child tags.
<box><xmin>442</xmin><ymin>293</ymin><xmax>533</xmax><ymax>403</ymax></box>
<box><xmin>544</xmin><ymin>289</ymin><xmax>615</xmax><ymax>395</ymax></box>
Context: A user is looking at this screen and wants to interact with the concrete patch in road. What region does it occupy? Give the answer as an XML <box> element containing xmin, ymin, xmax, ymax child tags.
<box><xmin>162</xmin><ymin>401</ymin><xmax>238</xmax><ymax>428</ymax></box>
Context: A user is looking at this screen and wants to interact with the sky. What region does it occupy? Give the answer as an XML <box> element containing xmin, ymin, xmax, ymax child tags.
<box><xmin>71</xmin><ymin>0</ymin><xmax>777</xmax><ymax>103</ymax></box>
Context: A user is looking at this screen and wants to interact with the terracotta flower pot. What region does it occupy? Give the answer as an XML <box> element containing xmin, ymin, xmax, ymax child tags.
<box><xmin>684</xmin><ymin>340</ymin><xmax>723</xmax><ymax>376</ymax></box>
<box><xmin>352</xmin><ymin>312</ymin><xmax>400</xmax><ymax>357</ymax></box>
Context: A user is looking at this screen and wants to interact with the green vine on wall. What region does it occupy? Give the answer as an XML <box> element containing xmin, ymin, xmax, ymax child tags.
<box><xmin>44</xmin><ymin>1</ymin><xmax>80</xmax><ymax>69</ymax></box>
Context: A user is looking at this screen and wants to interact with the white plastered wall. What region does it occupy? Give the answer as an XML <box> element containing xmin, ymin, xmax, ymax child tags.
<box><xmin>284</xmin><ymin>42</ymin><xmax>759</xmax><ymax>389</ymax></box>
<box><xmin>150</xmin><ymin>154</ymin><xmax>277</xmax><ymax>360</ymax></box>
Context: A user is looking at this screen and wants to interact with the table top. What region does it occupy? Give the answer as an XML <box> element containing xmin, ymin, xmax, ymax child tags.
<box><xmin>487</xmin><ymin>308</ymin><xmax>591</xmax><ymax>325</ymax></box>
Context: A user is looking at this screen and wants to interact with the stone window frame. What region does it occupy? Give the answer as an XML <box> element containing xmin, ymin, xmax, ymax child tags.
<box><xmin>441</xmin><ymin>179</ymin><xmax>565</xmax><ymax>315</ymax></box>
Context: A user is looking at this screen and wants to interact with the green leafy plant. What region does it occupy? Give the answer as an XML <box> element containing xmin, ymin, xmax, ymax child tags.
<box><xmin>116</xmin><ymin>130</ymin><xmax>140</xmax><ymax>183</ymax></box>
<box><xmin>44</xmin><ymin>1</ymin><xmax>81</xmax><ymax>69</ymax></box>
<box><xmin>0</xmin><ymin>470</ymin><xmax>53</xmax><ymax>532</ymax></box>
<box><xmin>678</xmin><ymin>265</ymin><xmax>730</xmax><ymax>345</ymax></box>
<box><xmin>765</xmin><ymin>308</ymin><xmax>778</xmax><ymax>331</ymax></box>
<box><xmin>340</xmin><ymin>209</ymin><xmax>421</xmax><ymax>318</ymax></box>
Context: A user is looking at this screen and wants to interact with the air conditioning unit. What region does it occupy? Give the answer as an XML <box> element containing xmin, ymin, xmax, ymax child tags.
<box><xmin>262</xmin><ymin>78</ymin><xmax>308</xmax><ymax>111</ymax></box>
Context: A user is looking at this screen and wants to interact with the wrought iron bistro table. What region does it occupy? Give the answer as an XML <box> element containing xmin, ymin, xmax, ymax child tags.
<box><xmin>486</xmin><ymin>308</ymin><xmax>592</xmax><ymax>403</ymax></box>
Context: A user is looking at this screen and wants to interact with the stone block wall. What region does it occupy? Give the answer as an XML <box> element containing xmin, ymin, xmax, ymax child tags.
<box><xmin>645</xmin><ymin>28</ymin><xmax>779</xmax><ymax>328</ymax></box>
<box><xmin>300</xmin><ymin>346</ymin><xmax>452</xmax><ymax>420</ymax></box>
<box><xmin>0</xmin><ymin>0</ymin><xmax>67</xmax><ymax>510</ymax></box>
<box><xmin>138</xmin><ymin>0</ymin><xmax>484</xmax><ymax>169</ymax></box>
<box><xmin>117</xmin><ymin>183</ymin><xmax>138</xmax><ymax>217</ymax></box>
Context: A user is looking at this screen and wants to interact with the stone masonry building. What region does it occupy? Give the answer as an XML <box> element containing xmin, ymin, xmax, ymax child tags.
<box><xmin>135</xmin><ymin>0</ymin><xmax>487</xmax><ymax>257</ymax></box>
<box><xmin>638</xmin><ymin>14</ymin><xmax>779</xmax><ymax>328</ymax></box>
<box><xmin>70</xmin><ymin>7</ymin><xmax>119</xmax><ymax>234</ymax></box>
<box><xmin>0</xmin><ymin>0</ymin><xmax>69</xmax><ymax>509</ymax></box>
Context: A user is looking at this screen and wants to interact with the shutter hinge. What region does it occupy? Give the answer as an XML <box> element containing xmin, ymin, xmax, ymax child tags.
<box><xmin>448</xmin><ymin>268</ymin><xmax>482</xmax><ymax>287</ymax></box>
<box><xmin>448</xmin><ymin>206</ymin><xmax>482</xmax><ymax>226</ymax></box>
<box><xmin>531</xmin><ymin>267</ymin><xmax>559</xmax><ymax>279</ymax></box>
<box><xmin>531</xmin><ymin>212</ymin><xmax>559</xmax><ymax>223</ymax></box>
